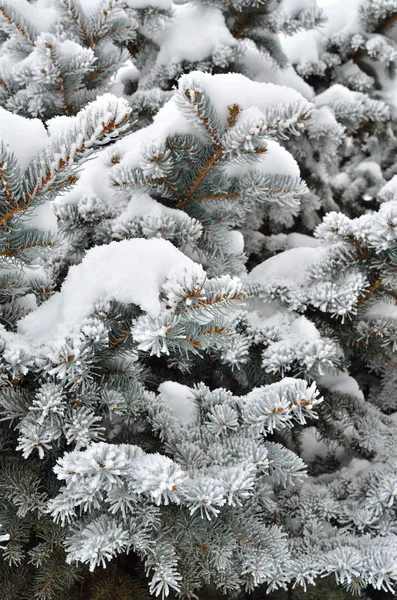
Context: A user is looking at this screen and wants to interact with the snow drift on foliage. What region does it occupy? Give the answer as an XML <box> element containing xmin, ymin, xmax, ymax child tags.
<box><xmin>18</xmin><ymin>238</ymin><xmax>199</xmax><ymax>343</ymax></box>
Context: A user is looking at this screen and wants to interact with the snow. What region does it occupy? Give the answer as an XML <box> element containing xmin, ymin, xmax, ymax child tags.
<box><xmin>226</xmin><ymin>230</ymin><xmax>244</xmax><ymax>254</ymax></box>
<box><xmin>315</xmin><ymin>84</ymin><xmax>360</xmax><ymax>107</ymax></box>
<box><xmin>355</xmin><ymin>161</ymin><xmax>383</xmax><ymax>179</ymax></box>
<box><xmin>241</xmin><ymin>44</ymin><xmax>315</xmax><ymax>100</ymax></box>
<box><xmin>84</xmin><ymin>71</ymin><xmax>310</xmax><ymax>207</ymax></box>
<box><xmin>9</xmin><ymin>0</ymin><xmax>57</xmax><ymax>31</ymax></box>
<box><xmin>365</xmin><ymin>301</ymin><xmax>397</xmax><ymax>321</ymax></box>
<box><xmin>59</xmin><ymin>39</ymin><xmax>89</xmax><ymax>57</ymax></box>
<box><xmin>321</xmin><ymin>0</ymin><xmax>362</xmax><ymax>36</ymax></box>
<box><xmin>0</xmin><ymin>107</ymin><xmax>48</xmax><ymax>170</ymax></box>
<box><xmin>53</xmin><ymin>154</ymin><xmax>121</xmax><ymax>210</ymax></box>
<box><xmin>283</xmin><ymin>233</ymin><xmax>321</xmax><ymax>249</ymax></box>
<box><xmin>317</xmin><ymin>370</ymin><xmax>364</xmax><ymax>400</ymax></box>
<box><xmin>179</xmin><ymin>71</ymin><xmax>311</xmax><ymax>127</ymax></box>
<box><xmin>282</xmin><ymin>0</ymin><xmax>317</xmax><ymax>11</ymax></box>
<box><xmin>158</xmin><ymin>381</ymin><xmax>197</xmax><ymax>425</ymax></box>
<box><xmin>378</xmin><ymin>175</ymin><xmax>397</xmax><ymax>202</ymax></box>
<box><xmin>24</xmin><ymin>201</ymin><xmax>58</xmax><ymax>233</ymax></box>
<box><xmin>80</xmin><ymin>0</ymin><xmax>170</xmax><ymax>16</ymax></box>
<box><xmin>312</xmin><ymin>106</ymin><xmax>340</xmax><ymax>129</ymax></box>
<box><xmin>117</xmin><ymin>191</ymin><xmax>185</xmax><ymax>219</ymax></box>
<box><xmin>226</xmin><ymin>140</ymin><xmax>300</xmax><ymax>179</ymax></box>
<box><xmin>18</xmin><ymin>238</ymin><xmax>197</xmax><ymax>343</ymax></box>
<box><xmin>123</xmin><ymin>0</ymin><xmax>172</xmax><ymax>8</ymax></box>
<box><xmin>155</xmin><ymin>4</ymin><xmax>236</xmax><ymax>66</ymax></box>
<box><xmin>300</xmin><ymin>426</ymin><xmax>330</xmax><ymax>463</ymax></box>
<box><xmin>111</xmin><ymin>191</ymin><xmax>200</xmax><ymax>235</ymax></box>
<box><xmin>249</xmin><ymin>246</ymin><xmax>323</xmax><ymax>286</ymax></box>
<box><xmin>109</xmin><ymin>64</ymin><xmax>139</xmax><ymax>97</ymax></box>
<box><xmin>281</xmin><ymin>30</ymin><xmax>321</xmax><ymax>67</ymax></box>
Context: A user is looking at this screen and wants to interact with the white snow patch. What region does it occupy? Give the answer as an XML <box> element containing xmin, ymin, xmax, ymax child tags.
<box><xmin>158</xmin><ymin>381</ymin><xmax>197</xmax><ymax>425</ymax></box>
<box><xmin>249</xmin><ymin>246</ymin><xmax>324</xmax><ymax>286</ymax></box>
<box><xmin>9</xmin><ymin>0</ymin><xmax>57</xmax><ymax>31</ymax></box>
<box><xmin>18</xmin><ymin>238</ymin><xmax>197</xmax><ymax>343</ymax></box>
<box><xmin>315</xmin><ymin>84</ymin><xmax>361</xmax><ymax>107</ymax></box>
<box><xmin>365</xmin><ymin>301</ymin><xmax>397</xmax><ymax>321</ymax></box>
<box><xmin>241</xmin><ymin>44</ymin><xmax>314</xmax><ymax>100</ymax></box>
<box><xmin>156</xmin><ymin>4</ymin><xmax>236</xmax><ymax>65</ymax></box>
<box><xmin>24</xmin><ymin>201</ymin><xmax>58</xmax><ymax>233</ymax></box>
<box><xmin>226</xmin><ymin>230</ymin><xmax>245</xmax><ymax>254</ymax></box>
<box><xmin>124</xmin><ymin>0</ymin><xmax>172</xmax><ymax>8</ymax></box>
<box><xmin>281</xmin><ymin>29</ymin><xmax>321</xmax><ymax>66</ymax></box>
<box><xmin>284</xmin><ymin>233</ymin><xmax>321</xmax><ymax>249</ymax></box>
<box><xmin>180</xmin><ymin>71</ymin><xmax>310</xmax><ymax>127</ymax></box>
<box><xmin>317</xmin><ymin>370</ymin><xmax>364</xmax><ymax>400</ymax></box>
<box><xmin>226</xmin><ymin>140</ymin><xmax>300</xmax><ymax>179</ymax></box>
<box><xmin>0</xmin><ymin>108</ymin><xmax>48</xmax><ymax>170</ymax></box>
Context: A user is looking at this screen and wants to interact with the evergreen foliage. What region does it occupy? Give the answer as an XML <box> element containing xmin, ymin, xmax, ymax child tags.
<box><xmin>0</xmin><ymin>1</ymin><xmax>396</xmax><ymax>600</ymax></box>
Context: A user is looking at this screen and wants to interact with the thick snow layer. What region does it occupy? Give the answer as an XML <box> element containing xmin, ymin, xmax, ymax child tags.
<box><xmin>158</xmin><ymin>381</ymin><xmax>197</xmax><ymax>425</ymax></box>
<box><xmin>242</xmin><ymin>45</ymin><xmax>314</xmax><ymax>100</ymax></box>
<box><xmin>80</xmin><ymin>71</ymin><xmax>309</xmax><ymax>205</ymax></box>
<box><xmin>317</xmin><ymin>370</ymin><xmax>364</xmax><ymax>400</ymax></box>
<box><xmin>18</xmin><ymin>239</ymin><xmax>196</xmax><ymax>343</ymax></box>
<box><xmin>179</xmin><ymin>71</ymin><xmax>310</xmax><ymax>127</ymax></box>
<box><xmin>365</xmin><ymin>301</ymin><xmax>397</xmax><ymax>321</ymax></box>
<box><xmin>315</xmin><ymin>84</ymin><xmax>360</xmax><ymax>107</ymax></box>
<box><xmin>10</xmin><ymin>0</ymin><xmax>57</xmax><ymax>31</ymax></box>
<box><xmin>281</xmin><ymin>30</ymin><xmax>321</xmax><ymax>67</ymax></box>
<box><xmin>24</xmin><ymin>201</ymin><xmax>58</xmax><ymax>233</ymax></box>
<box><xmin>124</xmin><ymin>0</ymin><xmax>172</xmax><ymax>8</ymax></box>
<box><xmin>0</xmin><ymin>108</ymin><xmax>48</xmax><ymax>170</ymax></box>
<box><xmin>283</xmin><ymin>233</ymin><xmax>321</xmax><ymax>249</ymax></box>
<box><xmin>226</xmin><ymin>230</ymin><xmax>244</xmax><ymax>254</ymax></box>
<box><xmin>282</xmin><ymin>0</ymin><xmax>317</xmax><ymax>10</ymax></box>
<box><xmin>56</xmin><ymin>72</ymin><xmax>308</xmax><ymax>216</ymax></box>
<box><xmin>53</xmin><ymin>155</ymin><xmax>123</xmax><ymax>210</ymax></box>
<box><xmin>321</xmin><ymin>0</ymin><xmax>361</xmax><ymax>36</ymax></box>
<box><xmin>312</xmin><ymin>106</ymin><xmax>340</xmax><ymax>129</ymax></box>
<box><xmin>156</xmin><ymin>4</ymin><xmax>235</xmax><ymax>65</ymax></box>
<box><xmin>226</xmin><ymin>140</ymin><xmax>300</xmax><ymax>179</ymax></box>
<box><xmin>249</xmin><ymin>246</ymin><xmax>323</xmax><ymax>286</ymax></box>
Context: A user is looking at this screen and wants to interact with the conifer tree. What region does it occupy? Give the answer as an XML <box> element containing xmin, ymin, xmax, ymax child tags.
<box><xmin>0</xmin><ymin>0</ymin><xmax>171</xmax><ymax>122</ymax></box>
<box><xmin>0</xmin><ymin>2</ymin><xmax>397</xmax><ymax>600</ymax></box>
<box><xmin>0</xmin><ymin>89</ymin><xmax>134</xmax><ymax>597</ymax></box>
<box><xmin>284</xmin><ymin>0</ymin><xmax>397</xmax><ymax>217</ymax></box>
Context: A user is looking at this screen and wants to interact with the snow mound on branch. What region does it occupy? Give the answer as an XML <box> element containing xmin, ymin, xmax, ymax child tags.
<box><xmin>55</xmin><ymin>71</ymin><xmax>308</xmax><ymax>212</ymax></box>
<box><xmin>281</xmin><ymin>29</ymin><xmax>321</xmax><ymax>67</ymax></box>
<box><xmin>318</xmin><ymin>370</ymin><xmax>364</xmax><ymax>400</ymax></box>
<box><xmin>321</xmin><ymin>0</ymin><xmax>362</xmax><ymax>36</ymax></box>
<box><xmin>155</xmin><ymin>4</ymin><xmax>235</xmax><ymax>65</ymax></box>
<box><xmin>0</xmin><ymin>107</ymin><xmax>48</xmax><ymax>170</ymax></box>
<box><xmin>315</xmin><ymin>84</ymin><xmax>363</xmax><ymax>107</ymax></box>
<box><xmin>9</xmin><ymin>0</ymin><xmax>57</xmax><ymax>31</ymax></box>
<box><xmin>249</xmin><ymin>246</ymin><xmax>325</xmax><ymax>287</ymax></box>
<box><xmin>226</xmin><ymin>139</ymin><xmax>300</xmax><ymax>179</ymax></box>
<box><xmin>180</xmin><ymin>70</ymin><xmax>310</xmax><ymax>126</ymax></box>
<box><xmin>18</xmin><ymin>238</ymin><xmax>197</xmax><ymax>343</ymax></box>
<box><xmin>123</xmin><ymin>0</ymin><xmax>172</xmax><ymax>9</ymax></box>
<box><xmin>112</xmin><ymin>71</ymin><xmax>308</xmax><ymax>171</ymax></box>
<box><xmin>242</xmin><ymin>43</ymin><xmax>314</xmax><ymax>100</ymax></box>
<box><xmin>158</xmin><ymin>381</ymin><xmax>197</xmax><ymax>425</ymax></box>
